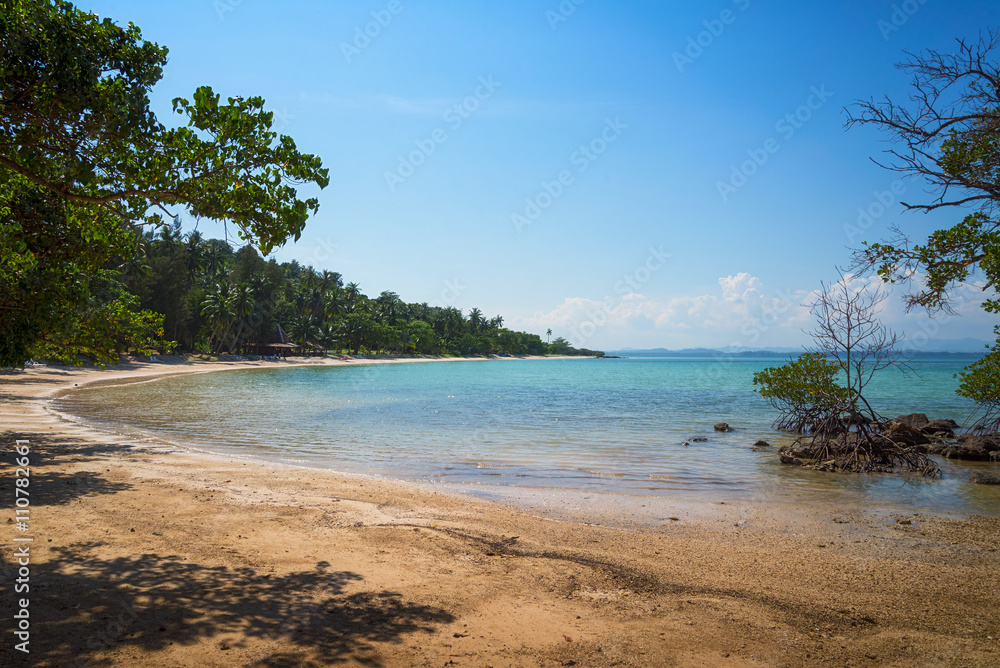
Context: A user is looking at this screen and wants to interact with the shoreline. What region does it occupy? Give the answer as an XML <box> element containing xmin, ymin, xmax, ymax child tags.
<box><xmin>47</xmin><ymin>356</ymin><xmax>999</xmax><ymax>523</ymax></box>
<box><xmin>2</xmin><ymin>358</ymin><xmax>999</xmax><ymax>666</ymax></box>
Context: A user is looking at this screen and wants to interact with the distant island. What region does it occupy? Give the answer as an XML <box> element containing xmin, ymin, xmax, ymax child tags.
<box><xmin>609</xmin><ymin>340</ymin><xmax>989</xmax><ymax>357</ymax></box>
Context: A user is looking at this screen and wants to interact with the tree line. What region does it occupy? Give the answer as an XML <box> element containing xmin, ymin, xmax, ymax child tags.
<box><xmin>123</xmin><ymin>220</ymin><xmax>597</xmax><ymax>358</ymax></box>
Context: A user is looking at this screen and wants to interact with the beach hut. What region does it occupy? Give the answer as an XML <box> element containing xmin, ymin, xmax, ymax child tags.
<box><xmin>245</xmin><ymin>325</ymin><xmax>301</xmax><ymax>358</ymax></box>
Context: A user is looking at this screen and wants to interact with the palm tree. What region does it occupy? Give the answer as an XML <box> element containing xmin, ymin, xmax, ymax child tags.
<box><xmin>546</xmin><ymin>328</ymin><xmax>552</xmax><ymax>344</ymax></box>
<box><xmin>318</xmin><ymin>270</ymin><xmax>342</xmax><ymax>297</ymax></box>
<box><xmin>300</xmin><ymin>267</ymin><xmax>318</xmax><ymax>294</ymax></box>
<box><xmin>227</xmin><ymin>282</ymin><xmax>255</xmax><ymax>352</ymax></box>
<box><xmin>468</xmin><ymin>308</ymin><xmax>484</xmax><ymax>333</ymax></box>
<box><xmin>343</xmin><ymin>282</ymin><xmax>361</xmax><ymax>314</ymax></box>
<box><xmin>201</xmin><ymin>282</ymin><xmax>234</xmax><ymax>353</ymax></box>
<box><xmin>204</xmin><ymin>245</ymin><xmax>224</xmax><ymax>281</ymax></box>
<box><xmin>323</xmin><ymin>288</ymin><xmax>343</xmax><ymax>322</ymax></box>
<box><xmin>120</xmin><ymin>231</ymin><xmax>151</xmax><ymax>291</ymax></box>
<box><xmin>317</xmin><ymin>321</ymin><xmax>339</xmax><ymax>351</ymax></box>
<box><xmin>440</xmin><ymin>307</ymin><xmax>463</xmax><ymax>340</ymax></box>
<box><xmin>376</xmin><ymin>291</ymin><xmax>401</xmax><ymax>325</ymax></box>
<box><xmin>183</xmin><ymin>231</ymin><xmax>204</xmax><ymax>287</ymax></box>
<box><xmin>157</xmin><ymin>219</ymin><xmax>182</xmax><ymax>245</ymax></box>
<box><xmin>291</xmin><ymin>314</ymin><xmax>319</xmax><ymax>348</ymax></box>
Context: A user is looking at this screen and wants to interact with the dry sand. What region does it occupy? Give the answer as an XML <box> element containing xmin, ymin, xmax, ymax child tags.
<box><xmin>1</xmin><ymin>356</ymin><xmax>998</xmax><ymax>667</ymax></box>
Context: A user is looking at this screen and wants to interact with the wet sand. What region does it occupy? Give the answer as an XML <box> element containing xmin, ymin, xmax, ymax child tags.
<box><xmin>1</xmin><ymin>357</ymin><xmax>999</xmax><ymax>667</ymax></box>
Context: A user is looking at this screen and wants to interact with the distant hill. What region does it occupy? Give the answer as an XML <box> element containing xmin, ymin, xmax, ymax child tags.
<box><xmin>898</xmin><ymin>338</ymin><xmax>990</xmax><ymax>353</ymax></box>
<box><xmin>610</xmin><ymin>339</ymin><xmax>990</xmax><ymax>356</ymax></box>
<box><xmin>608</xmin><ymin>347</ymin><xmax>796</xmax><ymax>357</ymax></box>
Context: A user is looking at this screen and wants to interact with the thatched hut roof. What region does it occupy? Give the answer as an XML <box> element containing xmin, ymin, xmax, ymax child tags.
<box><xmin>253</xmin><ymin>325</ymin><xmax>299</xmax><ymax>348</ymax></box>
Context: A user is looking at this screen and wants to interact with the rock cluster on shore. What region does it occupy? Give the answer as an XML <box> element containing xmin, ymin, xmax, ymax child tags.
<box><xmin>890</xmin><ymin>413</ymin><xmax>1000</xmax><ymax>462</ymax></box>
<box><xmin>778</xmin><ymin>412</ymin><xmax>1000</xmax><ymax>474</ymax></box>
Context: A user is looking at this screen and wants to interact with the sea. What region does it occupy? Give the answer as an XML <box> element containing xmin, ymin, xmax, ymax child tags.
<box><xmin>51</xmin><ymin>354</ymin><xmax>1000</xmax><ymax>516</ymax></box>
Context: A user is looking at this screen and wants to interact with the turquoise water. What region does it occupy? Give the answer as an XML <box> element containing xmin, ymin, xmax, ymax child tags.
<box><xmin>53</xmin><ymin>355</ymin><xmax>1000</xmax><ymax>515</ymax></box>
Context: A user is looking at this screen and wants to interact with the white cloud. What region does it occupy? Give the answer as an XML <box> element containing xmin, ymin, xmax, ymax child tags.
<box><xmin>511</xmin><ymin>272</ymin><xmax>997</xmax><ymax>350</ymax></box>
<box><xmin>511</xmin><ymin>273</ymin><xmax>813</xmax><ymax>349</ymax></box>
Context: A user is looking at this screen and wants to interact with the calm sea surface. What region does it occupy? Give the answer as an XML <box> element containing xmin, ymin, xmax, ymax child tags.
<box><xmin>53</xmin><ymin>355</ymin><xmax>1000</xmax><ymax>515</ymax></box>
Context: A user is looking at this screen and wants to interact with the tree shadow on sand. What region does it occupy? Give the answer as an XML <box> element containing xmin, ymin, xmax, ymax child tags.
<box><xmin>0</xmin><ymin>431</ymin><xmax>134</xmax><ymax>507</ymax></box>
<box><xmin>0</xmin><ymin>547</ymin><xmax>453</xmax><ymax>667</ymax></box>
<box><xmin>0</xmin><ymin>430</ymin><xmax>454</xmax><ymax>666</ymax></box>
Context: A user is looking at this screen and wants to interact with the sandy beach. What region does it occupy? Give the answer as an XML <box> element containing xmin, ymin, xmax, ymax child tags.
<box><xmin>2</xmin><ymin>356</ymin><xmax>999</xmax><ymax>667</ymax></box>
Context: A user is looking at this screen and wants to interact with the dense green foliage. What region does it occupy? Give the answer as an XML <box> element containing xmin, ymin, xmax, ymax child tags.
<box><xmin>0</xmin><ymin>0</ymin><xmax>328</xmax><ymax>366</ymax></box>
<box><xmin>0</xmin><ymin>173</ymin><xmax>168</xmax><ymax>366</ymax></box>
<box><xmin>121</xmin><ymin>222</ymin><xmax>585</xmax><ymax>358</ymax></box>
<box><xmin>752</xmin><ymin>353</ymin><xmax>850</xmax><ymax>433</ymax></box>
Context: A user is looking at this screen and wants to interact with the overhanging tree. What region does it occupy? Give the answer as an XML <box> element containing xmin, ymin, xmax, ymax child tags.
<box><xmin>845</xmin><ymin>32</ymin><xmax>1000</xmax><ymax>422</ymax></box>
<box><xmin>0</xmin><ymin>0</ymin><xmax>328</xmax><ymax>366</ymax></box>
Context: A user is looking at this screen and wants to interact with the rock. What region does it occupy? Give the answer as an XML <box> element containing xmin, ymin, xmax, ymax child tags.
<box><xmin>779</xmin><ymin>439</ymin><xmax>826</xmax><ymax>461</ymax></box>
<box><xmin>919</xmin><ymin>420</ymin><xmax>957</xmax><ymax>439</ymax></box>
<box><xmin>992</xmin><ymin>451</ymin><xmax>1000</xmax><ymax>462</ymax></box>
<box><xmin>963</xmin><ymin>435</ymin><xmax>1000</xmax><ymax>452</ymax></box>
<box><xmin>895</xmin><ymin>413</ymin><xmax>929</xmax><ymax>428</ymax></box>
<box><xmin>942</xmin><ymin>445</ymin><xmax>991</xmax><ymax>461</ymax></box>
<box><xmin>753</xmin><ymin>440</ymin><xmax>770</xmax><ymax>447</ymax></box>
<box><xmin>714</xmin><ymin>422</ymin><xmax>732</xmax><ymax>432</ymax></box>
<box><xmin>926</xmin><ymin>442</ymin><xmax>949</xmax><ymax>456</ymax></box>
<box><xmin>957</xmin><ymin>433</ymin><xmax>970</xmax><ymax>444</ymax></box>
<box><xmin>969</xmin><ymin>471</ymin><xmax>1000</xmax><ymax>485</ymax></box>
<box><xmin>883</xmin><ymin>421</ymin><xmax>931</xmax><ymax>446</ymax></box>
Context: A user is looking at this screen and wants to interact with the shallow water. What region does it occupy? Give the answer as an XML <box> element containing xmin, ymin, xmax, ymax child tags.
<box><xmin>52</xmin><ymin>356</ymin><xmax>1000</xmax><ymax>515</ymax></box>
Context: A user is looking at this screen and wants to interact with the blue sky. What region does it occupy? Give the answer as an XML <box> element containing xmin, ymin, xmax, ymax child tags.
<box><xmin>84</xmin><ymin>0</ymin><xmax>999</xmax><ymax>350</ymax></box>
